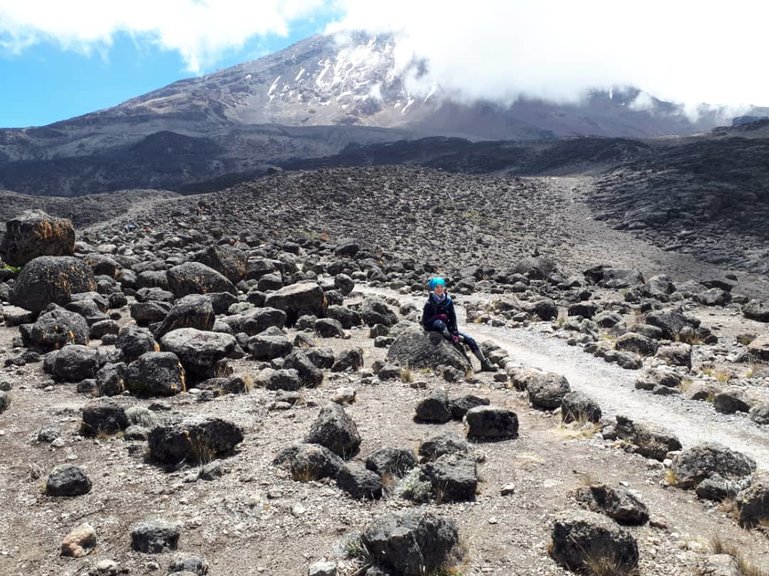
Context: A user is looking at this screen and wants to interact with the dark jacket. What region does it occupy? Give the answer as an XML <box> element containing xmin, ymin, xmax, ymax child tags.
<box><xmin>421</xmin><ymin>293</ymin><xmax>458</xmax><ymax>333</ymax></box>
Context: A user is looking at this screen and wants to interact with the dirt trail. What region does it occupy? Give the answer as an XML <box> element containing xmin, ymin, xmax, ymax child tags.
<box><xmin>358</xmin><ymin>286</ymin><xmax>769</xmax><ymax>468</ymax></box>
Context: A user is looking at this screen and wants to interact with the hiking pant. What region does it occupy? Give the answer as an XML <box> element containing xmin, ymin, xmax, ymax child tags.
<box><xmin>426</xmin><ymin>319</ymin><xmax>480</xmax><ymax>354</ymax></box>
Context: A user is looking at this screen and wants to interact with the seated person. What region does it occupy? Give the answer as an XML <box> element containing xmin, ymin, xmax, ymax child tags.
<box><xmin>421</xmin><ymin>276</ymin><xmax>496</xmax><ymax>372</ymax></box>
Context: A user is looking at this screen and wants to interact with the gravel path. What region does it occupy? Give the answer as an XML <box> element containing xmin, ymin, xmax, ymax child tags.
<box><xmin>359</xmin><ymin>286</ymin><xmax>769</xmax><ymax>468</ymax></box>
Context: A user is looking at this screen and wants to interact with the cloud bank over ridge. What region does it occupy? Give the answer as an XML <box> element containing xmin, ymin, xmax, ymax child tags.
<box><xmin>1</xmin><ymin>0</ymin><xmax>767</xmax><ymax>111</ymax></box>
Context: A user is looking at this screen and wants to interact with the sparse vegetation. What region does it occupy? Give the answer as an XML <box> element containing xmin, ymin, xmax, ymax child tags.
<box><xmin>584</xmin><ymin>553</ymin><xmax>639</xmax><ymax>576</ymax></box>
<box><xmin>710</xmin><ymin>535</ymin><xmax>769</xmax><ymax>576</ymax></box>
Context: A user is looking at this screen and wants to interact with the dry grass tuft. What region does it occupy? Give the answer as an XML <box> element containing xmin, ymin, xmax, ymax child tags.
<box><xmin>400</xmin><ymin>367</ymin><xmax>413</xmax><ymax>383</ymax></box>
<box><xmin>710</xmin><ymin>535</ymin><xmax>769</xmax><ymax>576</ymax></box>
<box><xmin>584</xmin><ymin>553</ymin><xmax>639</xmax><ymax>576</ymax></box>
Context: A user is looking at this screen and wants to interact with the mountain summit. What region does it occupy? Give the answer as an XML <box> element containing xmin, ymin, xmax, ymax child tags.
<box><xmin>0</xmin><ymin>31</ymin><xmax>760</xmax><ymax>196</ymax></box>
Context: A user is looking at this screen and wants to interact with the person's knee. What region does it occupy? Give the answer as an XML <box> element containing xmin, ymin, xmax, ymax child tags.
<box><xmin>431</xmin><ymin>320</ymin><xmax>447</xmax><ymax>331</ymax></box>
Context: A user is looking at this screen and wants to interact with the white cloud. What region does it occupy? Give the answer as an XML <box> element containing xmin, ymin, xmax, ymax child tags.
<box><xmin>327</xmin><ymin>0</ymin><xmax>769</xmax><ymax>109</ymax></box>
<box><xmin>0</xmin><ymin>0</ymin><xmax>328</xmax><ymax>71</ymax></box>
<box><xmin>1</xmin><ymin>0</ymin><xmax>767</xmax><ymax>109</ymax></box>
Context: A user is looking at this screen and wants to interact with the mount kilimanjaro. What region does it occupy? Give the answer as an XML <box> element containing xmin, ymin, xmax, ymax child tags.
<box><xmin>0</xmin><ymin>32</ymin><xmax>761</xmax><ymax>196</ymax></box>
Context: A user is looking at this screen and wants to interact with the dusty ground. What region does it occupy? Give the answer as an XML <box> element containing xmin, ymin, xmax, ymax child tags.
<box><xmin>1</xmin><ymin>170</ymin><xmax>769</xmax><ymax>575</ymax></box>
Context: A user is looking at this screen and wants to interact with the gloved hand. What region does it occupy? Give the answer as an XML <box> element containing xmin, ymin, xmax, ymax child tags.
<box><xmin>451</xmin><ymin>334</ymin><xmax>460</xmax><ymax>344</ymax></box>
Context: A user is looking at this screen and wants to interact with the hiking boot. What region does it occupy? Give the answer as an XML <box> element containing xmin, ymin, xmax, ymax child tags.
<box><xmin>480</xmin><ymin>360</ymin><xmax>497</xmax><ymax>372</ymax></box>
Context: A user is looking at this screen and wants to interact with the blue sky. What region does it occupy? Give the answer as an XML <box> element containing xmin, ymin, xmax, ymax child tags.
<box><xmin>1</xmin><ymin>1</ymin><xmax>767</xmax><ymax>129</ymax></box>
<box><xmin>0</xmin><ymin>6</ymin><xmax>334</xmax><ymax>128</ymax></box>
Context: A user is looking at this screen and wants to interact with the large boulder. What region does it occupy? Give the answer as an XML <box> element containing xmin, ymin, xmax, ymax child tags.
<box><xmin>743</xmin><ymin>300</ymin><xmax>769</xmax><ymax>323</ymax></box>
<box><xmin>550</xmin><ymin>509</ymin><xmax>639</xmax><ymax>572</ymax></box>
<box><xmin>130</xmin><ymin>520</ymin><xmax>180</xmax><ymax>553</ymax></box>
<box><xmin>10</xmin><ymin>256</ymin><xmax>96</xmax><ymax>312</ymax></box>
<box><xmin>464</xmin><ymin>406</ymin><xmax>519</xmax><ymax>440</ymax></box>
<box><xmin>222</xmin><ymin>307</ymin><xmax>287</xmax><ymax>336</ymax></box>
<box><xmin>671</xmin><ymin>443</ymin><xmax>756</xmax><ymax>489</ymax></box>
<box><xmin>21</xmin><ymin>305</ymin><xmax>89</xmax><ymax>351</ymax></box>
<box><xmin>561</xmin><ymin>391</ymin><xmax>602</xmax><ymax>424</ymax></box>
<box><xmin>159</xmin><ymin>328</ymin><xmax>237</xmax><ymax>381</ymax></box>
<box><xmin>360</xmin><ymin>297</ymin><xmax>398</xmax><ymax>327</ymax></box>
<box><xmin>264</xmin><ymin>283</ymin><xmax>327</xmax><ymax>325</ymax></box>
<box><xmin>247</xmin><ymin>330</ymin><xmax>293</xmax><ymax>360</ymax></box>
<box><xmin>738</xmin><ymin>471</ymin><xmax>769</xmax><ymax>528</ymax></box>
<box><xmin>361</xmin><ymin>511</ymin><xmax>461</xmax><ymax>575</ymax></box>
<box><xmin>387</xmin><ymin>329</ymin><xmax>470</xmax><ymax>372</ymax></box>
<box><xmin>645</xmin><ymin>308</ymin><xmax>699</xmax><ymax>340</ymax></box>
<box><xmin>273</xmin><ymin>443</ymin><xmax>346</xmax><ymax>481</ymax></box>
<box><xmin>80</xmin><ymin>399</ymin><xmax>129</xmax><ymax>436</ymax></box>
<box><xmin>365</xmin><ymin>448</ymin><xmax>418</xmax><ymax>478</ymax></box>
<box><xmin>125</xmin><ymin>352</ymin><xmax>186</xmax><ymax>397</ymax></box>
<box><xmin>51</xmin><ymin>345</ymin><xmax>101</xmax><ymax>382</ymax></box>
<box><xmin>166</xmin><ymin>262</ymin><xmax>236</xmax><ymax>298</ymax></box>
<box><xmin>153</xmin><ymin>294</ymin><xmax>215</xmax><ymax>339</ymax></box>
<box><xmin>46</xmin><ymin>465</ymin><xmax>92</xmax><ymax>497</ymax></box>
<box><xmin>148</xmin><ymin>417</ymin><xmax>244</xmax><ymax>465</ymax></box>
<box><xmin>421</xmin><ymin>453</ymin><xmax>478</xmax><ymax>502</ymax></box>
<box><xmin>747</xmin><ymin>334</ymin><xmax>769</xmax><ymax>361</ymax></box>
<box><xmin>1</xmin><ymin>210</ymin><xmax>75</xmax><ymax>266</ymax></box>
<box><xmin>615</xmin><ymin>415</ymin><xmax>681</xmax><ymax>461</ymax></box>
<box><xmin>305</xmin><ymin>403</ymin><xmax>361</xmax><ymax>459</ymax></box>
<box><xmin>414</xmin><ymin>388</ymin><xmax>452</xmax><ymax>423</ymax></box>
<box><xmin>575</xmin><ymin>483</ymin><xmax>649</xmax><ymax>525</ymax></box>
<box><xmin>527</xmin><ymin>372</ymin><xmax>571</xmax><ymax>410</ymax></box>
<box><xmin>336</xmin><ymin>464</ymin><xmax>383</xmax><ymax>500</ymax></box>
<box><xmin>283</xmin><ymin>350</ymin><xmax>324</xmax><ymax>387</ymax></box>
<box><xmin>115</xmin><ymin>325</ymin><xmax>158</xmax><ymax>363</ymax></box>
<box><xmin>196</xmin><ymin>245</ymin><xmax>247</xmax><ymax>284</ymax></box>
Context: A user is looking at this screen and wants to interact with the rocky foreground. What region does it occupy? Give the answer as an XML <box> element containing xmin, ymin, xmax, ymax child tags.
<box><xmin>1</xmin><ymin>167</ymin><xmax>769</xmax><ymax>575</ymax></box>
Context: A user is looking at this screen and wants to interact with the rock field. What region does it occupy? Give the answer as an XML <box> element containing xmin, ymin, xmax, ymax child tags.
<box><xmin>1</xmin><ymin>165</ymin><xmax>769</xmax><ymax>576</ymax></box>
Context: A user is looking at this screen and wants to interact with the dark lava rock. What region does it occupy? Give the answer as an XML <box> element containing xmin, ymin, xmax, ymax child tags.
<box><xmin>51</xmin><ymin>345</ymin><xmax>101</xmax><ymax>382</ymax></box>
<box><xmin>465</xmin><ymin>406</ymin><xmax>519</xmax><ymax>440</ymax></box>
<box><xmin>713</xmin><ymin>388</ymin><xmax>752</xmax><ymax>414</ymax></box>
<box><xmin>414</xmin><ymin>388</ymin><xmax>452</xmax><ymax>423</ymax></box>
<box><xmin>314</xmin><ymin>317</ymin><xmax>345</xmax><ymax>338</ymax></box>
<box><xmin>575</xmin><ymin>483</ymin><xmax>649</xmax><ymax>525</ymax></box>
<box><xmin>10</xmin><ymin>256</ymin><xmax>96</xmax><ymax>312</ymax></box>
<box><xmin>365</xmin><ymin>448</ymin><xmax>418</xmax><ymax>478</ymax></box>
<box><xmin>46</xmin><ymin>464</ymin><xmax>92</xmax><ymax>497</ymax></box>
<box><xmin>615</xmin><ymin>415</ymin><xmax>681</xmax><ymax>461</ymax></box>
<box><xmin>561</xmin><ymin>391</ymin><xmax>602</xmax><ymax>424</ymax></box>
<box><xmin>158</xmin><ymin>328</ymin><xmax>236</xmax><ymax>381</ymax></box>
<box><xmin>273</xmin><ymin>443</ymin><xmax>345</xmax><ymax>481</ymax></box>
<box><xmin>196</xmin><ymin>244</ymin><xmax>247</xmax><ymax>284</ymax></box>
<box><xmin>21</xmin><ymin>305</ymin><xmax>89</xmax><ymax>352</ymax></box>
<box><xmin>361</xmin><ymin>511</ymin><xmax>461</xmax><ymax>576</ymax></box>
<box><xmin>422</xmin><ymin>453</ymin><xmax>478</xmax><ymax>502</ymax></box>
<box><xmin>527</xmin><ymin>372</ymin><xmax>571</xmax><ymax>410</ymax></box>
<box><xmin>738</xmin><ymin>471</ymin><xmax>769</xmax><ymax>528</ymax></box>
<box><xmin>331</xmin><ymin>348</ymin><xmax>363</xmax><ymax>372</ymax></box>
<box><xmin>283</xmin><ymin>350</ymin><xmax>324</xmax><ymax>387</ymax></box>
<box><xmin>550</xmin><ymin>509</ymin><xmax>638</xmax><ymax>573</ymax></box>
<box><xmin>387</xmin><ymin>329</ymin><xmax>470</xmax><ymax>372</ymax></box>
<box><xmin>115</xmin><ymin>325</ymin><xmax>158</xmax><ymax>363</ymax></box>
<box><xmin>742</xmin><ymin>300</ymin><xmax>769</xmax><ymax>322</ymax></box>
<box><xmin>148</xmin><ymin>417</ymin><xmax>244</xmax><ymax>465</ymax></box>
<box><xmin>247</xmin><ymin>331</ymin><xmax>292</xmax><ymax>360</ymax></box>
<box><xmin>449</xmin><ymin>394</ymin><xmax>490</xmax><ymax>419</ymax></box>
<box><xmin>360</xmin><ymin>297</ymin><xmax>398</xmax><ymax>327</ymax></box>
<box><xmin>418</xmin><ymin>433</ymin><xmax>469</xmax><ymax>463</ymax></box>
<box><xmin>671</xmin><ymin>443</ymin><xmax>756</xmax><ymax>489</ymax></box>
<box><xmin>336</xmin><ymin>464</ymin><xmax>383</xmax><ymax>500</ymax></box>
<box><xmin>616</xmin><ymin>332</ymin><xmax>658</xmax><ymax>356</ymax></box>
<box><xmin>1</xmin><ymin>210</ymin><xmax>75</xmax><ymax>266</ymax></box>
<box><xmin>167</xmin><ymin>262</ymin><xmax>236</xmax><ymax>298</ymax></box>
<box><xmin>80</xmin><ymin>399</ymin><xmax>129</xmax><ymax>436</ymax></box>
<box><xmin>304</xmin><ymin>403</ymin><xmax>361</xmax><ymax>459</ymax></box>
<box><xmin>154</xmin><ymin>294</ymin><xmax>215</xmax><ymax>339</ymax></box>
<box><xmin>130</xmin><ymin>520</ymin><xmax>180</xmax><ymax>553</ymax></box>
<box><xmin>125</xmin><ymin>352</ymin><xmax>186</xmax><ymax>397</ymax></box>
<box><xmin>264</xmin><ymin>283</ymin><xmax>327</xmax><ymax>325</ymax></box>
